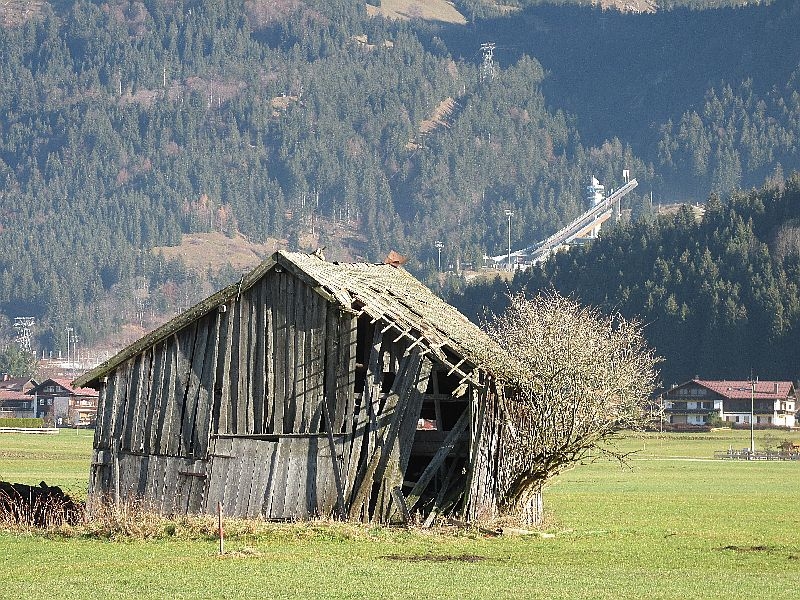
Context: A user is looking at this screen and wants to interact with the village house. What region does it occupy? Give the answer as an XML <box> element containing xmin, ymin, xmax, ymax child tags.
<box><xmin>662</xmin><ymin>379</ymin><xmax>796</xmax><ymax>428</ymax></box>
<box><xmin>74</xmin><ymin>251</ymin><xmax>529</xmax><ymax>524</ymax></box>
<box><xmin>26</xmin><ymin>378</ymin><xmax>99</xmax><ymax>426</ymax></box>
<box><xmin>0</xmin><ymin>375</ymin><xmax>37</xmax><ymax>418</ymax></box>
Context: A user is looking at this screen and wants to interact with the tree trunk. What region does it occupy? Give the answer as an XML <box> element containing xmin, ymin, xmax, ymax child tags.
<box><xmin>515</xmin><ymin>485</ymin><xmax>544</xmax><ymax>526</ymax></box>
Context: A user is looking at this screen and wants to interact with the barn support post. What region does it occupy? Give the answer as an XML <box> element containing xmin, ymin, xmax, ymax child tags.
<box><xmin>321</xmin><ymin>368</ymin><xmax>346</xmax><ymax>519</ymax></box>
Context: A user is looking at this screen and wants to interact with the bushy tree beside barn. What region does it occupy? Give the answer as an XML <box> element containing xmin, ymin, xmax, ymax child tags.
<box><xmin>484</xmin><ymin>290</ymin><xmax>660</xmax><ymax>524</ymax></box>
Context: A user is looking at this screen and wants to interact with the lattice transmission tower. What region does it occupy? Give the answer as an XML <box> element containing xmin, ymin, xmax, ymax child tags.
<box><xmin>480</xmin><ymin>42</ymin><xmax>496</xmax><ymax>82</ymax></box>
<box><xmin>14</xmin><ymin>317</ymin><xmax>35</xmax><ymax>354</ymax></box>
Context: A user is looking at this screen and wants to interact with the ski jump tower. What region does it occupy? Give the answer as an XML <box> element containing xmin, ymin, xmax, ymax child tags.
<box><xmin>490</xmin><ymin>173</ymin><xmax>637</xmax><ymax>268</ymax></box>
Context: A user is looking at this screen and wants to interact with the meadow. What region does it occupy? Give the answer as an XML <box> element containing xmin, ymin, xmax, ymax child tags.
<box><xmin>1</xmin><ymin>428</ymin><xmax>799</xmax><ymax>599</ymax></box>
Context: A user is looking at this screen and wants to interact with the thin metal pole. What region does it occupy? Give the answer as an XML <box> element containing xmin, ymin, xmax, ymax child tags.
<box><xmin>750</xmin><ymin>381</ymin><xmax>755</xmax><ymax>455</ymax></box>
<box><xmin>505</xmin><ymin>210</ymin><xmax>513</xmax><ymax>270</ymax></box>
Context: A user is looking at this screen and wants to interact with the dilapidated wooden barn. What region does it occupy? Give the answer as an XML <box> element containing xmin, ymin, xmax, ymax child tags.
<box><xmin>74</xmin><ymin>251</ymin><xmax>524</xmax><ymax>523</ymax></box>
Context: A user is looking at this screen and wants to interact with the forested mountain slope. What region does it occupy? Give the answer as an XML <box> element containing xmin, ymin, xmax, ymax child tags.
<box><xmin>0</xmin><ymin>0</ymin><xmax>797</xmax><ymax>366</ymax></box>
<box><xmin>452</xmin><ymin>175</ymin><xmax>800</xmax><ymax>386</ymax></box>
<box><xmin>0</xmin><ymin>0</ymin><xmax>649</xmax><ymax>353</ymax></box>
<box><xmin>442</xmin><ymin>0</ymin><xmax>800</xmax><ymax>200</ymax></box>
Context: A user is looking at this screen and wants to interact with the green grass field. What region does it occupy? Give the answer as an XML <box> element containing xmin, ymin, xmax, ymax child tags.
<box><xmin>1</xmin><ymin>429</ymin><xmax>800</xmax><ymax>599</ymax></box>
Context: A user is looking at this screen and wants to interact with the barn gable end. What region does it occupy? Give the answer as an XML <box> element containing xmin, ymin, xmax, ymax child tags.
<box><xmin>76</xmin><ymin>251</ymin><xmax>521</xmax><ymax>523</ymax></box>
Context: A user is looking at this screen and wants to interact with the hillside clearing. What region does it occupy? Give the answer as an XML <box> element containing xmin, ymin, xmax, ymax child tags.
<box><xmin>151</xmin><ymin>232</ymin><xmax>282</xmax><ymax>273</ymax></box>
<box><xmin>366</xmin><ymin>0</ymin><xmax>467</xmax><ymax>24</ymax></box>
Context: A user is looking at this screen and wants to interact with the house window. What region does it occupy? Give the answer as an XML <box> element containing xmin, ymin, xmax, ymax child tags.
<box><xmin>735</xmin><ymin>416</ymin><xmax>740</xmax><ymax>423</ymax></box>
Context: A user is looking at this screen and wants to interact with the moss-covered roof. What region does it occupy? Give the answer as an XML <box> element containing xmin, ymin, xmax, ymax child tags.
<box><xmin>74</xmin><ymin>251</ymin><xmax>523</xmax><ymax>388</ymax></box>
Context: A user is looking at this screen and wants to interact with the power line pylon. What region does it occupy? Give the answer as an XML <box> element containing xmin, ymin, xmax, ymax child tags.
<box><xmin>14</xmin><ymin>317</ymin><xmax>35</xmax><ymax>354</ymax></box>
<box><xmin>480</xmin><ymin>42</ymin><xmax>496</xmax><ymax>82</ymax></box>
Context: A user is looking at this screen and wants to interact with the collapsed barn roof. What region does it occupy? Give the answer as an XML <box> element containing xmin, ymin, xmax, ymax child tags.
<box><xmin>75</xmin><ymin>251</ymin><xmax>524</xmax><ymax>389</ymax></box>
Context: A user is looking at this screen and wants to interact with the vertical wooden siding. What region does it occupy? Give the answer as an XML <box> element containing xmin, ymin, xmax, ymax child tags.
<box><xmin>91</xmin><ymin>271</ymin><xmax>362</xmax><ymax>514</ymax></box>
<box><xmin>89</xmin><ymin>269</ymin><xmax>483</xmax><ymax>522</ymax></box>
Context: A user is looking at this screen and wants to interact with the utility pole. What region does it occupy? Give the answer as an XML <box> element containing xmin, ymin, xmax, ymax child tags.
<box><xmin>435</xmin><ymin>241</ymin><xmax>444</xmax><ymax>271</ymax></box>
<box><xmin>65</xmin><ymin>327</ymin><xmax>73</xmax><ymax>370</ymax></box>
<box><xmin>505</xmin><ymin>209</ymin><xmax>514</xmax><ymax>270</ymax></box>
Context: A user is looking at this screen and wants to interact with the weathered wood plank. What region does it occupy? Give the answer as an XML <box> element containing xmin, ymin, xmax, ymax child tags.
<box><xmin>307</xmin><ymin>290</ymin><xmax>326</xmax><ymax>432</ymax></box>
<box><xmin>155</xmin><ymin>337</ymin><xmax>178</xmax><ymax>455</ymax></box>
<box><xmin>397</xmin><ymin>357</ymin><xmax>434</xmax><ymax>476</ymax></box>
<box><xmin>144</xmin><ymin>341</ymin><xmax>167</xmax><ymax>455</ymax></box>
<box><xmin>304</xmin><ymin>284</ymin><xmax>320</xmax><ymax>432</ymax></box>
<box><xmin>167</xmin><ymin>325</ymin><xmax>197</xmax><ymax>456</ymax></box>
<box><xmin>258</xmin><ymin>441</ymin><xmax>280</xmax><ymax>517</ymax></box>
<box><xmin>238</xmin><ymin>290</ymin><xmax>253</xmax><ymax>435</ymax></box>
<box><xmin>171</xmin><ymin>460</ymin><xmax>191</xmax><ymax>515</ymax></box>
<box><xmin>324</xmin><ymin>304</ymin><xmax>340</xmax><ymax>434</ymax></box>
<box><xmin>272</xmin><ymin>272</ymin><xmax>287</xmax><ymax>435</ymax></box>
<box><xmin>180</xmin><ymin>316</ymin><xmax>210</xmax><ymax>457</ymax></box>
<box><xmin>228</xmin><ymin>438</ymin><xmax>252</xmax><ymax>518</ymax></box>
<box><xmin>213</xmin><ymin>304</ymin><xmax>233</xmax><ymax>436</ymax></box>
<box><xmin>227</xmin><ymin>294</ymin><xmax>243</xmax><ymax>435</ymax></box>
<box><xmin>246</xmin><ymin>441</ymin><xmax>277</xmax><ymax>518</ymax></box>
<box><xmin>252</xmin><ymin>279</ymin><xmax>267</xmax><ymax>434</ymax></box>
<box><xmin>221</xmin><ymin>438</ymin><xmax>245</xmax><ymax>517</ymax></box>
<box><xmin>465</xmin><ymin>384</ymin><xmax>494</xmax><ymax>521</ymax></box>
<box><xmin>319</xmin><ymin>334</ymin><xmax>346</xmax><ymax>518</ymax></box>
<box><xmin>98</xmin><ymin>369</ymin><xmax>119</xmax><ymax>449</ymax></box>
<box><xmin>131</xmin><ymin>349</ymin><xmax>154</xmax><ymax>454</ymax></box>
<box><xmin>343</xmin><ymin>322</ymin><xmax>383</xmax><ymax>516</ymax></box>
<box><xmin>146</xmin><ymin>454</ymin><xmax>167</xmax><ymax>513</ymax></box>
<box><xmin>287</xmin><ymin>437</ymin><xmax>310</xmax><ymax>519</ymax></box>
<box><xmin>348</xmin><ymin>349</ymin><xmax>423</xmax><ymax>521</ymax></box>
<box><xmin>305</xmin><ymin>436</ymin><xmax>319</xmax><ymax>516</ymax></box>
<box><xmin>338</xmin><ymin>314</ymin><xmax>357</xmax><ymax>436</ymax></box>
<box><xmin>186</xmin><ymin>458</ymin><xmax>208</xmax><ymax>514</ymax></box>
<box><xmin>284</xmin><ymin>274</ymin><xmax>297</xmax><ymax>433</ymax></box>
<box><xmin>264</xmin><ymin>277</ymin><xmax>275</xmax><ymax>434</ymax></box>
<box><xmin>371</xmin><ymin>351</ymin><xmax>425</xmax><ymax>520</ymax></box>
<box><xmin>111</xmin><ymin>364</ymin><xmax>134</xmax><ymax>451</ymax></box>
<box><xmin>266</xmin><ymin>436</ymin><xmax>290</xmax><ymax>518</ymax></box>
<box><xmin>122</xmin><ymin>354</ymin><xmax>146</xmax><ymax>451</ymax></box>
<box><xmin>292</xmin><ymin>278</ymin><xmax>308</xmax><ymax>433</ymax></box>
<box><xmin>193</xmin><ymin>313</ymin><xmax>221</xmax><ymax>458</ymax></box>
<box><xmin>204</xmin><ymin>436</ymin><xmax>233</xmax><ymax>514</ymax></box>
<box><xmin>315</xmin><ymin>436</ymin><xmax>333</xmax><ymax>517</ymax></box>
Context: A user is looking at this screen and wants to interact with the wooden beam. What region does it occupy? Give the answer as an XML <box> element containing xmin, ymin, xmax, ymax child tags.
<box><xmin>404</xmin><ymin>409</ymin><xmax>469</xmax><ymax>511</ymax></box>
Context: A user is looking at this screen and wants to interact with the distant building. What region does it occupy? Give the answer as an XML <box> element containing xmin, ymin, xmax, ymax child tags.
<box><xmin>0</xmin><ymin>376</ymin><xmax>37</xmax><ymax>418</ymax></box>
<box><xmin>26</xmin><ymin>378</ymin><xmax>99</xmax><ymax>426</ymax></box>
<box><xmin>662</xmin><ymin>379</ymin><xmax>796</xmax><ymax>428</ymax></box>
<box><xmin>585</xmin><ymin>176</ymin><xmax>605</xmax><ymax>206</ymax></box>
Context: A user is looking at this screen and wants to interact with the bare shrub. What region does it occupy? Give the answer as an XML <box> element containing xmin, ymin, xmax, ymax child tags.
<box><xmin>483</xmin><ymin>290</ymin><xmax>660</xmax><ymax>523</ymax></box>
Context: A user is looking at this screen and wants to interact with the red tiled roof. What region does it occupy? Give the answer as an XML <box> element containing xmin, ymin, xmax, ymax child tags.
<box><xmin>0</xmin><ymin>389</ymin><xmax>27</xmax><ymax>401</ymax></box>
<box><xmin>694</xmin><ymin>379</ymin><xmax>794</xmax><ymax>400</ymax></box>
